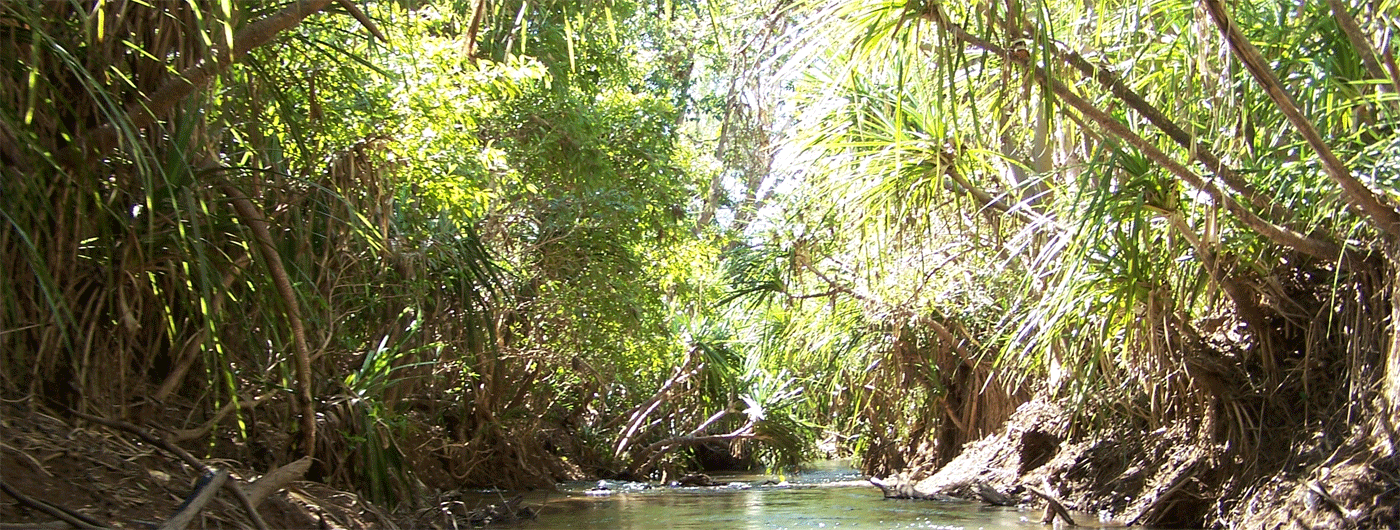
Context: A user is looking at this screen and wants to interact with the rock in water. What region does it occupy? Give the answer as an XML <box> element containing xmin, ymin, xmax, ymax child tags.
<box><xmin>676</xmin><ymin>473</ymin><xmax>716</xmax><ymax>487</ymax></box>
<box><xmin>975</xmin><ymin>481</ymin><xmax>1016</xmax><ymax>506</ymax></box>
<box><xmin>585</xmin><ymin>480</ymin><xmax>614</xmax><ymax>496</ymax></box>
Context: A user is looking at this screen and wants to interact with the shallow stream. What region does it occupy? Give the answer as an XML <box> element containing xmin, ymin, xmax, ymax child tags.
<box><xmin>468</xmin><ymin>461</ymin><xmax>1153</xmax><ymax>529</ymax></box>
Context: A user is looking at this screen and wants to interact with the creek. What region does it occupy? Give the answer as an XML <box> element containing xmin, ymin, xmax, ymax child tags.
<box><xmin>468</xmin><ymin>461</ymin><xmax>1144</xmax><ymax>529</ymax></box>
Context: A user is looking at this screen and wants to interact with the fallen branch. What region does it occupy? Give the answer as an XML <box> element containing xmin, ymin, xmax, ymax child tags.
<box><xmin>74</xmin><ymin>411</ymin><xmax>205</xmax><ymax>470</ymax></box>
<box><xmin>172</xmin><ymin>390</ymin><xmax>281</xmax><ymax>442</ymax></box>
<box><xmin>611</xmin><ymin>359</ymin><xmax>704</xmax><ymax>457</ymax></box>
<box><xmin>73</xmin><ymin>411</ymin><xmax>275</xmax><ymax>530</ymax></box>
<box><xmin>626</xmin><ymin>419</ymin><xmax>757</xmax><ymax>476</ymax></box>
<box><xmin>0</xmin><ymin>480</ymin><xmax>110</xmax><ymax>530</ymax></box>
<box><xmin>157</xmin><ymin>469</ymin><xmax>230</xmax><ymax>530</ymax></box>
<box><xmin>1025</xmin><ymin>485</ymin><xmax>1076</xmax><ymax>526</ymax></box>
<box><xmin>239</xmin><ymin>456</ymin><xmax>313</xmax><ymax>507</ymax></box>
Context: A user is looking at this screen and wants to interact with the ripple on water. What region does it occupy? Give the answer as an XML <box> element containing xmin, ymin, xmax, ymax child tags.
<box><xmin>492</xmin><ymin>461</ymin><xmax>1145</xmax><ymax>530</ymax></box>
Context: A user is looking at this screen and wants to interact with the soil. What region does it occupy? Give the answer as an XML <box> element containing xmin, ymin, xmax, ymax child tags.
<box><xmin>873</xmin><ymin>398</ymin><xmax>1400</xmax><ymax>528</ymax></box>
<box><xmin>0</xmin><ymin>402</ymin><xmax>392</xmax><ymax>530</ymax></box>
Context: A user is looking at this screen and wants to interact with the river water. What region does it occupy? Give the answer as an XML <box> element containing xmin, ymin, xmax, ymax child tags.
<box><xmin>487</xmin><ymin>461</ymin><xmax>1142</xmax><ymax>529</ymax></box>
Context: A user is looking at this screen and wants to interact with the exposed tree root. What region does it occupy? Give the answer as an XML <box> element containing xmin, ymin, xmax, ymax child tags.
<box><xmin>877</xmin><ymin>397</ymin><xmax>1400</xmax><ymax>528</ymax></box>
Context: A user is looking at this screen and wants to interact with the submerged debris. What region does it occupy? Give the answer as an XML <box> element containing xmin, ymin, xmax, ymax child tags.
<box><xmin>414</xmin><ymin>492</ymin><xmax>541</xmax><ymax>528</ymax></box>
<box><xmin>672</xmin><ymin>473</ymin><xmax>717</xmax><ymax>487</ymax></box>
<box><xmin>466</xmin><ymin>495</ymin><xmax>535</xmax><ymax>527</ymax></box>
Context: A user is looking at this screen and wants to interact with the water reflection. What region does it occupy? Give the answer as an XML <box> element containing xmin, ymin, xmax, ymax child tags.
<box><xmin>470</xmin><ymin>462</ymin><xmax>1138</xmax><ymax>530</ymax></box>
<box><xmin>533</xmin><ymin>486</ymin><xmax>1120</xmax><ymax>530</ymax></box>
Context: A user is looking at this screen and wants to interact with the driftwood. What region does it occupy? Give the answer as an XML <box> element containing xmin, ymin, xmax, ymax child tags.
<box><xmin>1025</xmin><ymin>485</ymin><xmax>1076</xmax><ymax>526</ymax></box>
<box><xmin>974</xmin><ymin>481</ymin><xmax>1016</xmax><ymax>506</ymax></box>
<box><xmin>869</xmin><ymin>475</ymin><xmax>920</xmax><ymax>499</ymax></box>
<box><xmin>157</xmin><ymin>469</ymin><xmax>230</xmax><ymax>530</ymax></box>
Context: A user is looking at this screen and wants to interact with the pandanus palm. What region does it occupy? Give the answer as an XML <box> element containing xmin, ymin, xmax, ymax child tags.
<box><xmin>757</xmin><ymin>0</ymin><xmax>1400</xmax><ymax>509</ymax></box>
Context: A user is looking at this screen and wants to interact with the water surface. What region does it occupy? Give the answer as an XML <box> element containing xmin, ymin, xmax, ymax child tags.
<box><xmin>486</xmin><ymin>462</ymin><xmax>1139</xmax><ymax>530</ymax></box>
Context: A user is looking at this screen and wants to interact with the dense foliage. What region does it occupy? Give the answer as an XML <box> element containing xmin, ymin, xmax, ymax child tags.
<box><xmin>3</xmin><ymin>0</ymin><xmax>1398</xmax><ymax>525</ymax></box>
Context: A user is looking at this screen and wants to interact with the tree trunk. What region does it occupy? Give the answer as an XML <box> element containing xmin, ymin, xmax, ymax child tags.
<box><xmin>1385</xmin><ymin>257</ymin><xmax>1400</xmax><ymax>455</ymax></box>
<box><xmin>223</xmin><ymin>185</ymin><xmax>317</xmax><ymax>458</ymax></box>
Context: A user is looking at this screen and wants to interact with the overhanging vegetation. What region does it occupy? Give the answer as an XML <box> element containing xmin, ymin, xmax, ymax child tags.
<box><xmin>2</xmin><ymin>0</ymin><xmax>1397</xmax><ymax>527</ymax></box>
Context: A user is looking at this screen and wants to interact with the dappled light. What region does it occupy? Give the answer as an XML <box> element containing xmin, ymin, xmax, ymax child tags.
<box><xmin>2</xmin><ymin>0</ymin><xmax>1398</xmax><ymax>528</ymax></box>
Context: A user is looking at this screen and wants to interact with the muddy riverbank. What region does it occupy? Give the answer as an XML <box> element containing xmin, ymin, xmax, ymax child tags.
<box><xmin>871</xmin><ymin>398</ymin><xmax>1399</xmax><ymax>528</ymax></box>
